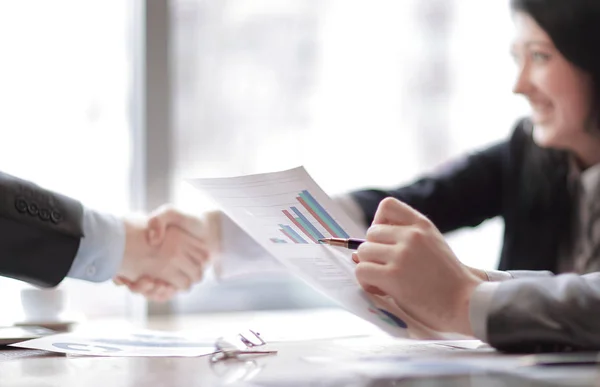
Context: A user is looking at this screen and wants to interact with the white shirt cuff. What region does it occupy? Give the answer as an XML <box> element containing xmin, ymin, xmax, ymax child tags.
<box><xmin>469</xmin><ymin>281</ymin><xmax>501</xmax><ymax>342</ymax></box>
<box><xmin>67</xmin><ymin>207</ymin><xmax>125</xmax><ymax>282</ymax></box>
<box><xmin>484</xmin><ymin>270</ymin><xmax>514</xmax><ymax>282</ymax></box>
<box><xmin>508</xmin><ymin>270</ymin><xmax>554</xmax><ymax>279</ymax></box>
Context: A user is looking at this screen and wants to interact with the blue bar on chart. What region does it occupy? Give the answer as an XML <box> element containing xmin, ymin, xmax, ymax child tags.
<box><xmin>296</xmin><ymin>190</ymin><xmax>349</xmax><ymax>238</ymax></box>
<box><xmin>279</xmin><ymin>224</ymin><xmax>308</xmax><ymax>244</ymax></box>
<box><xmin>269</xmin><ymin>238</ymin><xmax>288</xmax><ymax>244</ymax></box>
<box><xmin>290</xmin><ymin>206</ymin><xmax>325</xmax><ymax>240</ymax></box>
<box><xmin>282</xmin><ymin>210</ymin><xmax>317</xmax><ymax>242</ymax></box>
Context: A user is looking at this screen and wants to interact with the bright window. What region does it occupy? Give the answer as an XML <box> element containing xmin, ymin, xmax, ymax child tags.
<box><xmin>0</xmin><ymin>1</ymin><xmax>134</xmax><ymax>323</ymax></box>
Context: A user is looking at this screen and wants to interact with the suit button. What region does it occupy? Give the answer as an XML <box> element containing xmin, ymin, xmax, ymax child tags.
<box><xmin>39</xmin><ymin>208</ymin><xmax>51</xmax><ymax>221</ymax></box>
<box><xmin>15</xmin><ymin>198</ymin><xmax>28</xmax><ymax>213</ymax></box>
<box><xmin>51</xmin><ymin>210</ymin><xmax>63</xmax><ymax>224</ymax></box>
<box><xmin>27</xmin><ymin>203</ymin><xmax>39</xmax><ymax>216</ymax></box>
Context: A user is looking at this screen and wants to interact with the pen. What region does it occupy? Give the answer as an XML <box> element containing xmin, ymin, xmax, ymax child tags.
<box><xmin>318</xmin><ymin>237</ymin><xmax>365</xmax><ymax>250</ymax></box>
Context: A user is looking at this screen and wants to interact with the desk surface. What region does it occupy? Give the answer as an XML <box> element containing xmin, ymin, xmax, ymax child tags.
<box><xmin>1</xmin><ymin>308</ymin><xmax>599</xmax><ymax>387</ymax></box>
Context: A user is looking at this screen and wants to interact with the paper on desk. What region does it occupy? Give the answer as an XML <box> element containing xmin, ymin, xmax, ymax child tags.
<box><xmin>11</xmin><ymin>329</ymin><xmax>216</xmax><ymax>357</ymax></box>
<box><xmin>188</xmin><ymin>167</ymin><xmax>425</xmax><ymax>339</ymax></box>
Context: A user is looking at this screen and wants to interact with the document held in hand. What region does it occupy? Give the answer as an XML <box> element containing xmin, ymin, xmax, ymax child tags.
<box><xmin>188</xmin><ymin>167</ymin><xmax>445</xmax><ymax>339</ymax></box>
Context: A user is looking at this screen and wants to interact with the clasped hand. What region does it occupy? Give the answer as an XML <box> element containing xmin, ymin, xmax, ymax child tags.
<box><xmin>113</xmin><ymin>197</ymin><xmax>485</xmax><ymax>334</ymax></box>
<box><xmin>113</xmin><ymin>206</ymin><xmax>220</xmax><ymax>302</ymax></box>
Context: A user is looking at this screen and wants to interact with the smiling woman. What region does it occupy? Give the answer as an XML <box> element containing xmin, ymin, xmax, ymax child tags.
<box><xmin>510</xmin><ymin>1</ymin><xmax>600</xmax><ymax>168</ymax></box>
<box><xmin>346</xmin><ymin>0</ymin><xmax>600</xmax><ymax>278</ymax></box>
<box><xmin>348</xmin><ymin>0</ymin><xmax>600</xmax><ymax>352</ymax></box>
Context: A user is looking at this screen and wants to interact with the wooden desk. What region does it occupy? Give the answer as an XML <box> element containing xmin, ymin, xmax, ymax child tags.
<box><xmin>1</xmin><ymin>308</ymin><xmax>599</xmax><ymax>387</ymax></box>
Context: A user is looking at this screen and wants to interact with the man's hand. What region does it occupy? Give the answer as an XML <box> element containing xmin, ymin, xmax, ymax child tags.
<box><xmin>114</xmin><ymin>208</ymin><xmax>223</xmax><ymax>302</ymax></box>
<box><xmin>354</xmin><ymin>197</ymin><xmax>482</xmax><ymax>336</ymax></box>
<box><xmin>113</xmin><ymin>276</ymin><xmax>177</xmax><ymax>303</ymax></box>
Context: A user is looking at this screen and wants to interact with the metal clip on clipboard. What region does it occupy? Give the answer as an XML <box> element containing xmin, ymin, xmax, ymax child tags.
<box><xmin>211</xmin><ymin>329</ymin><xmax>277</xmax><ymax>362</ymax></box>
<box><xmin>209</xmin><ymin>330</ymin><xmax>278</xmax><ymax>384</ymax></box>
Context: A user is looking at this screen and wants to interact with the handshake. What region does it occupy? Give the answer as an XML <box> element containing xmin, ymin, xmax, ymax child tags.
<box><xmin>113</xmin><ymin>206</ymin><xmax>221</xmax><ymax>302</ymax></box>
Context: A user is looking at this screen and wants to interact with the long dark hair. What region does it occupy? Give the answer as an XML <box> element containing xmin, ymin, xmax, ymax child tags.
<box><xmin>510</xmin><ymin>0</ymin><xmax>600</xmax><ymax>119</ymax></box>
<box><xmin>509</xmin><ymin>1</ymin><xmax>600</xmax><ymax>264</ymax></box>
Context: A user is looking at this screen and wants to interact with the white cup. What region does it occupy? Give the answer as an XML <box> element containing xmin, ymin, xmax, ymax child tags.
<box><xmin>20</xmin><ymin>287</ymin><xmax>66</xmax><ymax>322</ymax></box>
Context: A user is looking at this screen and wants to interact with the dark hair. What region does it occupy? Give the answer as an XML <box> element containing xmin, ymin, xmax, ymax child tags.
<box><xmin>510</xmin><ymin>0</ymin><xmax>600</xmax><ymax>118</ymax></box>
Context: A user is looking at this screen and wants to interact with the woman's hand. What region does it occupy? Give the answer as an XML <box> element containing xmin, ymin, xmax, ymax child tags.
<box><xmin>354</xmin><ymin>197</ymin><xmax>482</xmax><ymax>335</ymax></box>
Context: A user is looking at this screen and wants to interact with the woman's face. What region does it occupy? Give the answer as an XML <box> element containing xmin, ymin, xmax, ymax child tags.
<box><xmin>511</xmin><ymin>12</ymin><xmax>596</xmax><ymax>150</ymax></box>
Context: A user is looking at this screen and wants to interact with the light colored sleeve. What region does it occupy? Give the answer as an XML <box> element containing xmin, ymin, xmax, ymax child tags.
<box><xmin>66</xmin><ymin>207</ymin><xmax>125</xmax><ymax>282</ymax></box>
<box><xmin>471</xmin><ymin>270</ymin><xmax>554</xmax><ymax>342</ymax></box>
<box><xmin>469</xmin><ymin>281</ymin><xmax>501</xmax><ymax>342</ymax></box>
<box><xmin>486</xmin><ymin>272</ymin><xmax>600</xmax><ymax>352</ymax></box>
<box><xmin>484</xmin><ymin>270</ymin><xmax>513</xmax><ymax>282</ymax></box>
<box><xmin>485</xmin><ymin>270</ymin><xmax>554</xmax><ymax>281</ymax></box>
<box><xmin>507</xmin><ymin>270</ymin><xmax>554</xmax><ymax>279</ymax></box>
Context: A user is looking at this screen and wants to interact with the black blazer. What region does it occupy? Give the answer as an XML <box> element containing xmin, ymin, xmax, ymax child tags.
<box><xmin>351</xmin><ymin>118</ymin><xmax>572</xmax><ymax>273</ymax></box>
<box><xmin>0</xmin><ymin>172</ymin><xmax>83</xmax><ymax>287</ymax></box>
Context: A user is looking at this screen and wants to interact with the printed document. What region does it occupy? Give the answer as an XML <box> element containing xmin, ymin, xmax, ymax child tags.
<box><xmin>188</xmin><ymin>166</ymin><xmax>440</xmax><ymax>338</ymax></box>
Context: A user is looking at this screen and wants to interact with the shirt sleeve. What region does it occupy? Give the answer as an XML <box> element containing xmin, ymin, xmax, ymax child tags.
<box><xmin>469</xmin><ymin>281</ymin><xmax>501</xmax><ymax>342</ymax></box>
<box><xmin>469</xmin><ymin>270</ymin><xmax>556</xmax><ymax>342</ymax></box>
<box><xmin>485</xmin><ymin>269</ymin><xmax>514</xmax><ymax>282</ymax></box>
<box><xmin>66</xmin><ymin>207</ymin><xmax>126</xmax><ymax>282</ymax></box>
<box><xmin>507</xmin><ymin>270</ymin><xmax>555</xmax><ymax>279</ymax></box>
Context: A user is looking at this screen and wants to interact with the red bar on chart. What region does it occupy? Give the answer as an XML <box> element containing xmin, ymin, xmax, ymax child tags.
<box><xmin>296</xmin><ymin>196</ymin><xmax>339</xmax><ymax>237</ymax></box>
<box><xmin>282</xmin><ymin>210</ymin><xmax>317</xmax><ymax>243</ymax></box>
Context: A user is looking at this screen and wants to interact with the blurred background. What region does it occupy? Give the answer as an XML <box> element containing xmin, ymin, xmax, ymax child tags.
<box><xmin>0</xmin><ymin>0</ymin><xmax>529</xmax><ymax>322</ymax></box>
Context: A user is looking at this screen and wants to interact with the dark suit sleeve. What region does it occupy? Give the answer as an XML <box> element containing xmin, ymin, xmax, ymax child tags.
<box><xmin>0</xmin><ymin>171</ymin><xmax>83</xmax><ymax>287</ymax></box>
<box><xmin>487</xmin><ymin>273</ymin><xmax>600</xmax><ymax>353</ymax></box>
<box><xmin>350</xmin><ymin>140</ymin><xmax>508</xmax><ymax>233</ymax></box>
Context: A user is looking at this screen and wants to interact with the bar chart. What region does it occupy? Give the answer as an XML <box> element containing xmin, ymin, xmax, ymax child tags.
<box><xmin>188</xmin><ymin>167</ymin><xmax>410</xmax><ymax>338</ymax></box>
<box><xmin>273</xmin><ymin>190</ymin><xmax>350</xmax><ymax>244</ymax></box>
